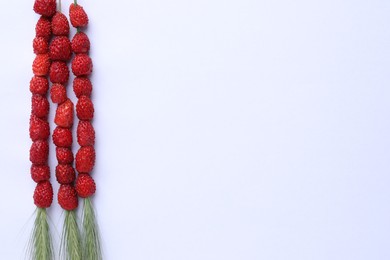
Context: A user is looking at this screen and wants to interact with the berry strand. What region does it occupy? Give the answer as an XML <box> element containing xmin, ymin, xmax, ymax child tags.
<box><xmin>50</xmin><ymin>3</ymin><xmax>82</xmax><ymax>259</ymax></box>
<box><xmin>29</xmin><ymin>1</ymin><xmax>57</xmax><ymax>259</ymax></box>
<box><xmin>69</xmin><ymin>2</ymin><xmax>102</xmax><ymax>259</ymax></box>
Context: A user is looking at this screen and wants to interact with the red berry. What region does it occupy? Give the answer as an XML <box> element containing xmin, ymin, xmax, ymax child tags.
<box><xmin>35</xmin><ymin>16</ymin><xmax>51</xmax><ymax>39</ymax></box>
<box><xmin>33</xmin><ymin>180</ymin><xmax>53</xmax><ymax>208</ymax></box>
<box><xmin>54</xmin><ymin>99</ymin><xmax>74</xmax><ymax>128</ymax></box>
<box><xmin>33</xmin><ymin>0</ymin><xmax>56</xmax><ymax>17</ymax></box>
<box><xmin>71</xmin><ymin>54</ymin><xmax>92</xmax><ymax>76</ymax></box>
<box><xmin>71</xmin><ymin>32</ymin><xmax>90</xmax><ymax>53</ymax></box>
<box><xmin>30</xmin><ymin>140</ymin><xmax>49</xmax><ymax>165</ymax></box>
<box><xmin>52</xmin><ymin>12</ymin><xmax>70</xmax><ymax>36</ymax></box>
<box><xmin>33</xmin><ymin>54</ymin><xmax>50</xmax><ymax>76</ymax></box>
<box><xmin>69</xmin><ymin>3</ymin><xmax>89</xmax><ymax>28</ymax></box>
<box><xmin>31</xmin><ymin>165</ymin><xmax>50</xmax><ymax>183</ymax></box>
<box><xmin>49</xmin><ymin>36</ymin><xmax>72</xmax><ymax>61</ymax></box>
<box><xmin>76</xmin><ymin>96</ymin><xmax>94</xmax><ymax>120</ymax></box>
<box><xmin>31</xmin><ymin>94</ymin><xmax>50</xmax><ymax>118</ymax></box>
<box><xmin>30</xmin><ymin>76</ymin><xmax>49</xmax><ymax>95</ymax></box>
<box><xmin>76</xmin><ymin>146</ymin><xmax>95</xmax><ymax>173</ymax></box>
<box><xmin>50</xmin><ymin>61</ymin><xmax>69</xmax><ymax>84</ymax></box>
<box><xmin>73</xmin><ymin>77</ymin><xmax>92</xmax><ymax>98</ymax></box>
<box><xmin>58</xmin><ymin>184</ymin><xmax>78</xmax><ymax>210</ymax></box>
<box><xmin>50</xmin><ymin>83</ymin><xmax>67</xmax><ymax>104</ymax></box>
<box><xmin>56</xmin><ymin>147</ymin><xmax>74</xmax><ymax>164</ymax></box>
<box><xmin>52</xmin><ymin>127</ymin><xmax>72</xmax><ymax>147</ymax></box>
<box><xmin>33</xmin><ymin>37</ymin><xmax>49</xmax><ymax>54</ymax></box>
<box><xmin>29</xmin><ymin>115</ymin><xmax>50</xmax><ymax>141</ymax></box>
<box><xmin>55</xmin><ymin>164</ymin><xmax>76</xmax><ymax>184</ymax></box>
<box><xmin>75</xmin><ymin>173</ymin><xmax>96</xmax><ymax>198</ymax></box>
<box><xmin>77</xmin><ymin>121</ymin><xmax>95</xmax><ymax>146</ymax></box>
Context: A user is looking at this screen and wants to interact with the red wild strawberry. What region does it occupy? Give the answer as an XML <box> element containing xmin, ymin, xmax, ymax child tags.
<box><xmin>77</xmin><ymin>120</ymin><xmax>95</xmax><ymax>146</ymax></box>
<box><xmin>69</xmin><ymin>3</ymin><xmax>89</xmax><ymax>28</ymax></box>
<box><xmin>33</xmin><ymin>37</ymin><xmax>49</xmax><ymax>54</ymax></box>
<box><xmin>33</xmin><ymin>0</ymin><xmax>56</xmax><ymax>17</ymax></box>
<box><xmin>56</xmin><ymin>147</ymin><xmax>74</xmax><ymax>164</ymax></box>
<box><xmin>52</xmin><ymin>127</ymin><xmax>73</xmax><ymax>147</ymax></box>
<box><xmin>52</xmin><ymin>12</ymin><xmax>70</xmax><ymax>36</ymax></box>
<box><xmin>75</xmin><ymin>173</ymin><xmax>96</xmax><ymax>198</ymax></box>
<box><xmin>71</xmin><ymin>54</ymin><xmax>92</xmax><ymax>76</ymax></box>
<box><xmin>73</xmin><ymin>77</ymin><xmax>92</xmax><ymax>98</ymax></box>
<box><xmin>76</xmin><ymin>96</ymin><xmax>94</xmax><ymax>120</ymax></box>
<box><xmin>30</xmin><ymin>76</ymin><xmax>49</xmax><ymax>95</ymax></box>
<box><xmin>30</xmin><ymin>140</ymin><xmax>49</xmax><ymax>165</ymax></box>
<box><xmin>56</xmin><ymin>164</ymin><xmax>76</xmax><ymax>184</ymax></box>
<box><xmin>33</xmin><ymin>54</ymin><xmax>50</xmax><ymax>76</ymax></box>
<box><xmin>71</xmin><ymin>32</ymin><xmax>90</xmax><ymax>53</ymax></box>
<box><xmin>76</xmin><ymin>146</ymin><xmax>95</xmax><ymax>173</ymax></box>
<box><xmin>54</xmin><ymin>99</ymin><xmax>74</xmax><ymax>128</ymax></box>
<box><xmin>33</xmin><ymin>180</ymin><xmax>53</xmax><ymax>208</ymax></box>
<box><xmin>29</xmin><ymin>115</ymin><xmax>50</xmax><ymax>141</ymax></box>
<box><xmin>49</xmin><ymin>36</ymin><xmax>72</xmax><ymax>61</ymax></box>
<box><xmin>31</xmin><ymin>165</ymin><xmax>50</xmax><ymax>183</ymax></box>
<box><xmin>31</xmin><ymin>94</ymin><xmax>50</xmax><ymax>118</ymax></box>
<box><xmin>50</xmin><ymin>61</ymin><xmax>69</xmax><ymax>84</ymax></box>
<box><xmin>50</xmin><ymin>83</ymin><xmax>67</xmax><ymax>104</ymax></box>
<box><xmin>35</xmin><ymin>16</ymin><xmax>51</xmax><ymax>39</ymax></box>
<box><xmin>58</xmin><ymin>184</ymin><xmax>78</xmax><ymax>210</ymax></box>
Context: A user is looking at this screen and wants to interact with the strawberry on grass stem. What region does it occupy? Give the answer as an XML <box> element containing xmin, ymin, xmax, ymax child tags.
<box><xmin>75</xmin><ymin>146</ymin><xmax>95</xmax><ymax>173</ymax></box>
<box><xmin>55</xmin><ymin>99</ymin><xmax>74</xmax><ymax>128</ymax></box>
<box><xmin>53</xmin><ymin>127</ymin><xmax>73</xmax><ymax>147</ymax></box>
<box><xmin>52</xmin><ymin>11</ymin><xmax>70</xmax><ymax>36</ymax></box>
<box><xmin>69</xmin><ymin>2</ymin><xmax>89</xmax><ymax>28</ymax></box>
<box><xmin>33</xmin><ymin>180</ymin><xmax>53</xmax><ymax>208</ymax></box>
<box><xmin>58</xmin><ymin>184</ymin><xmax>78</xmax><ymax>211</ymax></box>
<box><xmin>56</xmin><ymin>164</ymin><xmax>76</xmax><ymax>184</ymax></box>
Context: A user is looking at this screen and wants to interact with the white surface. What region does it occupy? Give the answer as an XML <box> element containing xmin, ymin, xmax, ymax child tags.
<box><xmin>1</xmin><ymin>0</ymin><xmax>390</xmax><ymax>259</ymax></box>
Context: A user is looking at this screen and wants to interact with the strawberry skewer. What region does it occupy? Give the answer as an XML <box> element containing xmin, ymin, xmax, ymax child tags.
<box><xmin>69</xmin><ymin>1</ymin><xmax>102</xmax><ymax>259</ymax></box>
<box><xmin>49</xmin><ymin>1</ymin><xmax>82</xmax><ymax>259</ymax></box>
<box><xmin>29</xmin><ymin>1</ymin><xmax>56</xmax><ymax>259</ymax></box>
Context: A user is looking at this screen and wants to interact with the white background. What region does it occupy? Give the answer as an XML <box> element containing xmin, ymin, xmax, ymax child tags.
<box><xmin>1</xmin><ymin>0</ymin><xmax>390</xmax><ymax>259</ymax></box>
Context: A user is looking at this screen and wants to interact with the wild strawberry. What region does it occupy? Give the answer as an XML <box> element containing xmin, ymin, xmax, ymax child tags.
<box><xmin>76</xmin><ymin>96</ymin><xmax>94</xmax><ymax>120</ymax></box>
<box><xmin>56</xmin><ymin>164</ymin><xmax>76</xmax><ymax>184</ymax></box>
<box><xmin>71</xmin><ymin>54</ymin><xmax>92</xmax><ymax>76</ymax></box>
<box><xmin>52</xmin><ymin>127</ymin><xmax>72</xmax><ymax>147</ymax></box>
<box><xmin>30</xmin><ymin>140</ymin><xmax>49</xmax><ymax>165</ymax></box>
<box><xmin>54</xmin><ymin>99</ymin><xmax>74</xmax><ymax>128</ymax></box>
<box><xmin>33</xmin><ymin>180</ymin><xmax>53</xmax><ymax>208</ymax></box>
<box><xmin>33</xmin><ymin>0</ymin><xmax>56</xmax><ymax>17</ymax></box>
<box><xmin>56</xmin><ymin>147</ymin><xmax>74</xmax><ymax>164</ymax></box>
<box><xmin>35</xmin><ymin>16</ymin><xmax>51</xmax><ymax>39</ymax></box>
<box><xmin>33</xmin><ymin>37</ymin><xmax>49</xmax><ymax>54</ymax></box>
<box><xmin>31</xmin><ymin>165</ymin><xmax>50</xmax><ymax>183</ymax></box>
<box><xmin>30</xmin><ymin>76</ymin><xmax>49</xmax><ymax>95</ymax></box>
<box><xmin>71</xmin><ymin>32</ymin><xmax>90</xmax><ymax>53</ymax></box>
<box><xmin>49</xmin><ymin>36</ymin><xmax>71</xmax><ymax>61</ymax></box>
<box><xmin>31</xmin><ymin>94</ymin><xmax>50</xmax><ymax>118</ymax></box>
<box><xmin>73</xmin><ymin>77</ymin><xmax>92</xmax><ymax>98</ymax></box>
<box><xmin>52</xmin><ymin>12</ymin><xmax>70</xmax><ymax>36</ymax></box>
<box><xmin>29</xmin><ymin>115</ymin><xmax>50</xmax><ymax>141</ymax></box>
<box><xmin>69</xmin><ymin>3</ymin><xmax>89</xmax><ymax>28</ymax></box>
<box><xmin>75</xmin><ymin>173</ymin><xmax>96</xmax><ymax>198</ymax></box>
<box><xmin>76</xmin><ymin>146</ymin><xmax>95</xmax><ymax>173</ymax></box>
<box><xmin>58</xmin><ymin>184</ymin><xmax>78</xmax><ymax>210</ymax></box>
<box><xmin>33</xmin><ymin>54</ymin><xmax>50</xmax><ymax>76</ymax></box>
<box><xmin>50</xmin><ymin>61</ymin><xmax>69</xmax><ymax>84</ymax></box>
<box><xmin>77</xmin><ymin>121</ymin><xmax>95</xmax><ymax>146</ymax></box>
<box><xmin>50</xmin><ymin>83</ymin><xmax>67</xmax><ymax>104</ymax></box>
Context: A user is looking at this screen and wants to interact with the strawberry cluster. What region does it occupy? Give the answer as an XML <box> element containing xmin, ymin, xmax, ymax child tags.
<box><xmin>31</xmin><ymin>0</ymin><xmax>56</xmax><ymax>209</ymax></box>
<box><xmin>49</xmin><ymin>9</ymin><xmax>79</xmax><ymax>211</ymax></box>
<box><xmin>69</xmin><ymin>3</ymin><xmax>97</xmax><ymax>198</ymax></box>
